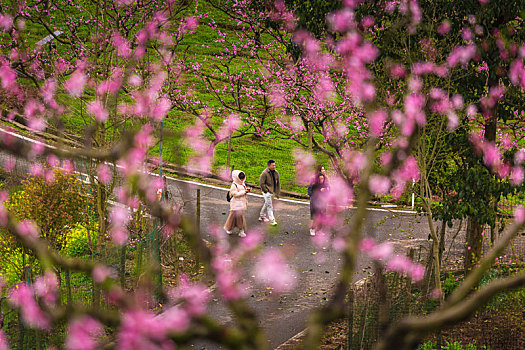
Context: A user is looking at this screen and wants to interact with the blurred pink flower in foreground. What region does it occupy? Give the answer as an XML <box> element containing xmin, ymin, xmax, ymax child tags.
<box><xmin>65</xmin><ymin>316</ymin><xmax>103</xmax><ymax>350</ymax></box>
<box><xmin>254</xmin><ymin>248</ymin><xmax>296</xmax><ymax>293</ymax></box>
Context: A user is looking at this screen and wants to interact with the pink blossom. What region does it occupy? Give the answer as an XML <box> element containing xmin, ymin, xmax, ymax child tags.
<box><xmin>311</xmin><ymin>229</ymin><xmax>331</xmax><ymax>249</ymax></box>
<box><xmin>0</xmin><ymin>190</ymin><xmax>8</xmax><ymax>203</ymax></box>
<box><xmin>254</xmin><ymin>248</ymin><xmax>296</xmax><ymax>293</ymax></box>
<box><xmin>9</xmin><ymin>283</ymin><xmax>50</xmax><ymax>329</ymax></box>
<box><xmin>0</xmin><ymin>14</ymin><xmax>13</xmax><ymax>31</ymax></box>
<box><xmin>151</xmin><ymin>97</ymin><xmax>171</xmax><ymax>120</ymax></box>
<box><xmin>408</xmin><ymin>77</ymin><xmax>422</xmax><ymax>92</ymax></box>
<box><xmin>410</xmin><ymin>263</ymin><xmax>425</xmax><ymax>281</ymax></box>
<box><xmin>514</xmin><ymin>205</ymin><xmax>525</xmax><ymax>224</ymax></box>
<box><xmin>27</xmin><ymin>117</ymin><xmax>46</xmax><ymax>132</ymax></box>
<box><xmin>3</xmin><ymin>156</ymin><xmax>15</xmax><ymax>171</ymax></box>
<box><xmin>314</xmin><ymin>74</ymin><xmax>335</xmax><ymax>104</ymax></box>
<box><xmin>447</xmin><ymin>44</ymin><xmax>477</xmax><ymax>67</ymax></box>
<box><xmin>515</xmin><ymin>149</ymin><xmax>525</xmax><ymax>164</ymax></box>
<box><xmin>65</xmin><ymin>316</ymin><xmax>103</xmax><ymax>350</ymax></box>
<box><xmin>46</xmin><ymin>154</ymin><xmax>59</xmax><ymax>167</ymax></box>
<box><xmin>398</xmin><ymin>156</ymin><xmax>420</xmax><ymax>181</ymax></box>
<box><xmin>62</xmin><ymin>159</ymin><xmax>75</xmax><ymax>173</ymax></box>
<box><xmin>327</xmin><ymin>8</ymin><xmax>355</xmax><ymax>32</ymax></box>
<box><xmin>110</xmin><ymin>206</ymin><xmax>129</xmax><ymax>226</ymax></box>
<box><xmin>510</xmin><ymin>166</ymin><xmax>524</xmax><ymax>185</ymax></box>
<box><xmin>0</xmin><ymin>329</ymin><xmax>7</xmax><ymax>350</ymax></box>
<box><xmin>97</xmin><ymin>163</ymin><xmax>112</xmax><ymax>185</ymax></box>
<box><xmin>117</xmin><ymin>310</ymin><xmax>165</xmax><ymax>349</ymax></box>
<box><xmin>110</xmin><ymin>227</ymin><xmax>128</xmax><ymax>246</ymax></box>
<box><xmin>113</xmin><ymin>32</ymin><xmax>131</xmax><ymax>58</ymax></box>
<box><xmin>369</xmin><ymin>242</ymin><xmax>394</xmax><ymax>260</ymax></box>
<box><xmin>239</xmin><ymin>228</ymin><xmax>264</xmax><ymax>251</ymax></box>
<box><xmin>0</xmin><ymin>204</ymin><xmax>7</xmax><ymax>226</ymax></box>
<box><xmin>332</xmin><ymin>236</ymin><xmax>347</xmax><ymax>252</ymax></box>
<box><xmin>110</xmin><ymin>206</ymin><xmax>130</xmax><ymax>245</ymax></box>
<box><xmin>430</xmin><ymin>288</ymin><xmax>443</xmax><ymax>299</ymax></box>
<box><xmin>64</xmin><ymin>70</ymin><xmax>87</xmax><ymax>97</ymax></box>
<box><xmin>92</xmin><ymin>265</ymin><xmax>116</xmax><ymax>283</ymax></box>
<box><xmin>482</xmin><ymin>143</ymin><xmax>501</xmax><ymax>167</ymax></box>
<box><xmin>44</xmin><ymin>169</ymin><xmax>55</xmax><ymax>184</ymax></box>
<box><xmin>466</xmin><ymin>104</ymin><xmax>477</xmax><ymax>119</ymax></box>
<box><xmin>359</xmin><ymin>237</ymin><xmax>376</xmax><ymax>252</ymax></box>
<box><xmin>293</xmin><ymin>149</ymin><xmax>316</xmax><ymax>184</ymax></box>
<box><xmin>0</xmin><ymin>64</ymin><xmax>16</xmax><ymax>89</ymax></box>
<box><xmin>386</xmin><ymin>255</ymin><xmax>412</xmax><ymax>272</ymax></box>
<box><xmin>41</xmin><ymin>79</ymin><xmax>57</xmax><ymax>105</ymax></box>
<box><xmin>369</xmin><ymin>175</ymin><xmax>391</xmax><ymax>195</ymax></box>
<box><xmin>87</xmin><ymin>100</ymin><xmax>109</xmax><ymax>122</ymax></box>
<box><xmin>16</xmin><ymin>220</ymin><xmax>39</xmax><ymax>240</ymax></box>
<box><xmin>447</xmin><ymin>112</ymin><xmax>459</xmax><ymax>131</ymax></box>
<box><xmin>218</xmin><ymin>114</ymin><xmax>242</xmax><ymax>140</ymax></box>
<box><xmin>216</xmin><ymin>269</ymin><xmax>247</xmax><ymax>300</ymax></box>
<box><xmin>169</xmin><ymin>275</ymin><xmax>211</xmax><ymax>316</ymax></box>
<box><xmin>128</xmin><ymin>75</ymin><xmax>143</xmax><ymax>87</ymax></box>
<box><xmin>159</xmin><ymin>306</ymin><xmax>190</xmax><ymax>333</ymax></box>
<box><xmin>33</xmin><ymin>271</ymin><xmax>58</xmax><ymax>305</ymax></box>
<box><xmin>115</xmin><ymin>0</ymin><xmax>136</xmax><ymax>7</ymax></box>
<box><xmin>389</xmin><ymin>64</ymin><xmax>406</xmax><ymax>79</ymax></box>
<box><xmin>321</xmin><ymin>176</ymin><xmax>354</xmax><ymax>213</ymax></box>
<box><xmin>380</xmin><ymin>152</ymin><xmax>393</xmax><ymax>166</ymax></box>
<box><xmin>368</xmin><ymin>110</ymin><xmax>387</xmax><ymax>137</ymax></box>
<box><xmin>361</xmin><ymin>16</ymin><xmax>375</xmax><ymax>28</ymax></box>
<box><xmin>183</xmin><ymin>16</ymin><xmax>198</xmax><ymax>32</ymax></box>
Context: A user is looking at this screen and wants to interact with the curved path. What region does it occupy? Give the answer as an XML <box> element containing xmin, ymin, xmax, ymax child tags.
<box><xmin>166</xmin><ymin>178</ymin><xmax>441</xmax><ymax>349</ymax></box>
<box><xmin>0</xmin><ymin>126</ymin><xmax>451</xmax><ymax>349</ymax></box>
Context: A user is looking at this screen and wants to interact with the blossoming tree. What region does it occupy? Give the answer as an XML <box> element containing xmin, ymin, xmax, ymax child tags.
<box><xmin>0</xmin><ymin>0</ymin><xmax>525</xmax><ymax>349</ymax></box>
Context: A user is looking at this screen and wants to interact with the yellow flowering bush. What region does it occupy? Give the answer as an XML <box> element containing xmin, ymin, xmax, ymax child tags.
<box><xmin>61</xmin><ymin>223</ymin><xmax>98</xmax><ymax>257</ymax></box>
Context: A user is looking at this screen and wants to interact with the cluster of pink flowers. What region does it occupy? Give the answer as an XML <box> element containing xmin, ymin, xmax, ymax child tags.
<box><xmin>254</xmin><ymin>248</ymin><xmax>297</xmax><ymax>293</ymax></box>
<box><xmin>9</xmin><ymin>281</ymin><xmax>53</xmax><ymax>329</ymax></box>
<box><xmin>65</xmin><ymin>316</ymin><xmax>104</xmax><ymax>350</ymax></box>
<box><xmin>360</xmin><ymin>238</ymin><xmax>425</xmax><ymax>281</ymax></box>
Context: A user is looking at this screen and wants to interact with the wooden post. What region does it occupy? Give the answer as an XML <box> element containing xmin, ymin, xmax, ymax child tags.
<box><xmin>196</xmin><ymin>189</ymin><xmax>201</xmax><ymax>270</ymax></box>
<box><xmin>308</xmin><ymin>124</ymin><xmax>313</xmax><ymax>153</ymax></box>
<box><xmin>120</xmin><ymin>244</ymin><xmax>126</xmax><ymax>289</ymax></box>
<box><xmin>345</xmin><ymin>287</ymin><xmax>354</xmax><ymax>350</ymax></box>
<box><xmin>227</xmin><ymin>135</ymin><xmax>232</xmax><ymax>170</ymax></box>
<box><xmin>65</xmin><ymin>269</ymin><xmax>72</xmax><ymax>306</ymax></box>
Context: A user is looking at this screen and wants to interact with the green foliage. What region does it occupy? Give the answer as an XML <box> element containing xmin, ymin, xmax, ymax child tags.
<box><xmin>0</xmin><ymin>243</ymin><xmax>24</xmax><ymax>285</ymax></box>
<box><xmin>6</xmin><ymin>169</ymin><xmax>90</xmax><ymax>250</ymax></box>
<box><xmin>442</xmin><ymin>273</ymin><xmax>462</xmax><ymax>298</ymax></box>
<box><xmin>418</xmin><ymin>341</ymin><xmax>438</xmax><ymax>350</ymax></box>
<box><xmin>61</xmin><ymin>224</ymin><xmax>98</xmax><ymax>257</ymax></box>
<box><xmin>417</xmin><ymin>340</ymin><xmax>491</xmax><ymax>350</ymax></box>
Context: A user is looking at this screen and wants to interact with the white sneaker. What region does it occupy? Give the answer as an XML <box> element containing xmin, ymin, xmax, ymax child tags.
<box><xmin>238</xmin><ymin>231</ymin><xmax>246</xmax><ymax>238</ymax></box>
<box><xmin>270</xmin><ymin>220</ymin><xmax>277</xmax><ymax>226</ymax></box>
<box><xmin>226</xmin><ymin>230</ymin><xmax>233</xmax><ymax>235</ymax></box>
<box><xmin>310</xmin><ymin>228</ymin><xmax>316</xmax><ymax>236</ymax></box>
<box><xmin>258</xmin><ymin>217</ymin><xmax>269</xmax><ymax>222</ymax></box>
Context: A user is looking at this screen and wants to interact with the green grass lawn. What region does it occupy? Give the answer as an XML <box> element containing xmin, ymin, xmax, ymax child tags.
<box><xmin>2</xmin><ymin>1</ymin><xmax>338</xmax><ymax>195</ymax></box>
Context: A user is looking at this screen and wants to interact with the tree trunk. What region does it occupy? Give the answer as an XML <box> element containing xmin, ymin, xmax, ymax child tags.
<box><xmin>465</xmin><ymin>217</ymin><xmax>483</xmax><ymax>275</ymax></box>
<box><xmin>439</xmin><ymin>222</ymin><xmax>446</xmax><ymax>263</ymax></box>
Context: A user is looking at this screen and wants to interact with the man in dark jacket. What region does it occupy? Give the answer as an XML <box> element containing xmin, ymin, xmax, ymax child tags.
<box><xmin>259</xmin><ymin>160</ymin><xmax>280</xmax><ymax>225</ymax></box>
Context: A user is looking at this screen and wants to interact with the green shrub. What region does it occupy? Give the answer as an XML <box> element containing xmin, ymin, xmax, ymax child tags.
<box><xmin>443</xmin><ymin>341</ymin><xmax>490</xmax><ymax>350</ymax></box>
<box><xmin>61</xmin><ymin>224</ymin><xmax>98</xmax><ymax>257</ymax></box>
<box><xmin>442</xmin><ymin>273</ymin><xmax>462</xmax><ymax>298</ymax></box>
<box><xmin>417</xmin><ymin>341</ymin><xmax>437</xmax><ymax>350</ymax></box>
<box><xmin>0</xmin><ymin>247</ymin><xmax>24</xmax><ymax>285</ymax></box>
<box><xmin>417</xmin><ymin>340</ymin><xmax>491</xmax><ymax>350</ymax></box>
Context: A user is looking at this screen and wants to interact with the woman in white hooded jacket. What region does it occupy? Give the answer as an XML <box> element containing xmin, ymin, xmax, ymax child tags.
<box><xmin>224</xmin><ymin>170</ymin><xmax>251</xmax><ymax>237</ymax></box>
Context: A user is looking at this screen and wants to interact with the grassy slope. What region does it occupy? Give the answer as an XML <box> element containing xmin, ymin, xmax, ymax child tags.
<box><xmin>3</xmin><ymin>1</ymin><xmax>333</xmax><ymax>194</ymax></box>
<box><xmin>148</xmin><ymin>2</ymin><xmax>332</xmax><ymax>194</ymax></box>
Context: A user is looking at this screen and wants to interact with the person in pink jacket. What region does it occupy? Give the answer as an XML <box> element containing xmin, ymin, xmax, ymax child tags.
<box><xmin>224</xmin><ymin>170</ymin><xmax>251</xmax><ymax>237</ymax></box>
